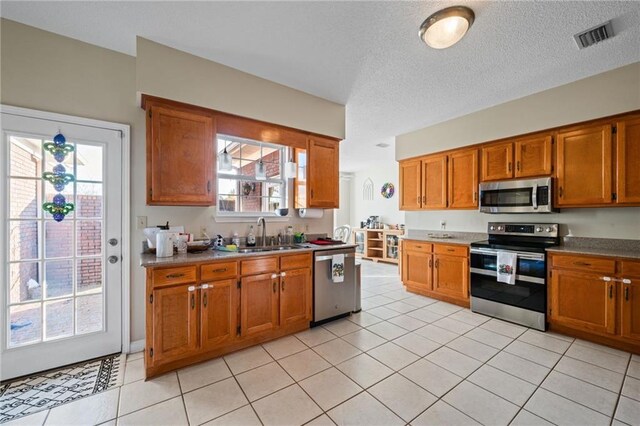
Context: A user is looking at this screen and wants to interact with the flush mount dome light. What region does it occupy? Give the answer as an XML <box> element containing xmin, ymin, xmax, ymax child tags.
<box><xmin>419</xmin><ymin>6</ymin><xmax>475</xmax><ymax>49</ymax></box>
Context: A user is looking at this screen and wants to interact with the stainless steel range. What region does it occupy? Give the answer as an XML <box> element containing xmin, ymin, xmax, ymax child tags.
<box><xmin>470</xmin><ymin>222</ymin><xmax>559</xmax><ymax>331</ymax></box>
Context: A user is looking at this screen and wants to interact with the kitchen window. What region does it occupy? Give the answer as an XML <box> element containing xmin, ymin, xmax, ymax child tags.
<box><xmin>216</xmin><ymin>135</ymin><xmax>286</xmax><ymax>216</ymax></box>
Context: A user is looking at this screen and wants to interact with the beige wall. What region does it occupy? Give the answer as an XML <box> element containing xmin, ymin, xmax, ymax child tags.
<box><xmin>349</xmin><ymin>163</ymin><xmax>405</xmax><ymax>229</ymax></box>
<box><xmin>396</xmin><ymin>62</ymin><xmax>640</xmax><ymax>239</ymax></box>
<box><xmin>136</xmin><ymin>38</ymin><xmax>345</xmax><ymax>139</ymax></box>
<box><xmin>2</xmin><ymin>19</ymin><xmax>340</xmax><ymax>344</ymax></box>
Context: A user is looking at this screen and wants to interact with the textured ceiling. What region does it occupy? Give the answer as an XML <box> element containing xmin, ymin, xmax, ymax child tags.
<box><xmin>2</xmin><ymin>1</ymin><xmax>639</xmax><ymax>171</ymax></box>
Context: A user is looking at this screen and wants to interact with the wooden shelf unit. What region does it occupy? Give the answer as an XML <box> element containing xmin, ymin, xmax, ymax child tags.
<box><xmin>352</xmin><ymin>229</ymin><xmax>404</xmax><ymax>264</ymax></box>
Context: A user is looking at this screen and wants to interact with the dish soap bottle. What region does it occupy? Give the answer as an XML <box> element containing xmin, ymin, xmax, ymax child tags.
<box><xmin>232</xmin><ymin>232</ymin><xmax>240</xmax><ymax>247</ymax></box>
<box><xmin>247</xmin><ymin>226</ymin><xmax>256</xmax><ymax>247</ymax></box>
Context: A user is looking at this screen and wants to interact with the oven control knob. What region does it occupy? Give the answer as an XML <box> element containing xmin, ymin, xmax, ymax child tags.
<box><xmin>545</xmin><ymin>227</ymin><xmax>553</xmax><ymax>233</ymax></box>
<box><xmin>497</xmin><ymin>226</ymin><xmax>503</xmax><ymax>231</ymax></box>
<box><xmin>536</xmin><ymin>226</ymin><xmax>543</xmax><ymax>232</ymax></box>
<box><xmin>489</xmin><ymin>225</ymin><xmax>496</xmax><ymax>231</ymax></box>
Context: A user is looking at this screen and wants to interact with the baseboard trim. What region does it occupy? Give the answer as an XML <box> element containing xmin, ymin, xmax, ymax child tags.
<box><xmin>128</xmin><ymin>339</ymin><xmax>145</xmax><ymax>354</ymax></box>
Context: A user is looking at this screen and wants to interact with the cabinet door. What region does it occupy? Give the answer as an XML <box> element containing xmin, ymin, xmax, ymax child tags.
<box><xmin>280</xmin><ymin>268</ymin><xmax>312</xmax><ymax>326</ymax></box>
<box><xmin>399</xmin><ymin>159</ymin><xmax>422</xmax><ymax>210</ymax></box>
<box><xmin>448</xmin><ymin>149</ymin><xmax>478</xmax><ymax>209</ymax></box>
<box><xmin>241</xmin><ymin>273</ymin><xmax>279</xmax><ymax>337</ymax></box>
<box><xmin>308</xmin><ymin>137</ymin><xmax>339</xmax><ymax>208</ymax></box>
<box><xmin>621</xmin><ymin>278</ymin><xmax>640</xmax><ymax>343</ymax></box>
<box><xmin>201</xmin><ymin>279</ymin><xmax>238</xmax><ymax>351</ymax></box>
<box><xmin>147</xmin><ymin>105</ymin><xmax>215</xmax><ymax>206</ymax></box>
<box><xmin>422</xmin><ymin>155</ymin><xmax>447</xmax><ymax>209</ymax></box>
<box><xmin>151</xmin><ymin>284</ymin><xmax>199</xmax><ymax>365</ymax></box>
<box><xmin>433</xmin><ymin>255</ymin><xmax>469</xmax><ymax>301</ymax></box>
<box><xmin>549</xmin><ymin>269</ymin><xmax>616</xmax><ymax>335</ymax></box>
<box><xmin>402</xmin><ymin>250</ymin><xmax>432</xmax><ymax>291</ymax></box>
<box><xmin>481</xmin><ymin>143</ymin><xmax>513</xmax><ymax>181</ymax></box>
<box><xmin>556</xmin><ymin>125</ymin><xmax>612</xmax><ymax>206</ymax></box>
<box><xmin>514</xmin><ymin>134</ymin><xmax>553</xmax><ymax>178</ymax></box>
<box><xmin>616</xmin><ymin>117</ymin><xmax>640</xmax><ymax>204</ymax></box>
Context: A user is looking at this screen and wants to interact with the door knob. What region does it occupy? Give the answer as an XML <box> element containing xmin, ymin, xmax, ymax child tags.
<box><xmin>108</xmin><ymin>238</ymin><xmax>118</xmax><ymax>246</ymax></box>
<box><xmin>108</xmin><ymin>255</ymin><xmax>119</xmax><ymax>264</ymax></box>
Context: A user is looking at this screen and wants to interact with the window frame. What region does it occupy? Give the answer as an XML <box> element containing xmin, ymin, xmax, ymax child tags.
<box><xmin>216</xmin><ymin>134</ymin><xmax>288</xmax><ymax>218</ymax></box>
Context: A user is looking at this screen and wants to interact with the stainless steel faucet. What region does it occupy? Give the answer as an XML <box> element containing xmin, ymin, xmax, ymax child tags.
<box><xmin>257</xmin><ymin>217</ymin><xmax>267</xmax><ymax>246</ymax></box>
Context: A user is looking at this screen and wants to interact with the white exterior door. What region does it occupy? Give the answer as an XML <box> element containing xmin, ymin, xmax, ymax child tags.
<box><xmin>1</xmin><ymin>111</ymin><xmax>124</xmax><ymax>380</ymax></box>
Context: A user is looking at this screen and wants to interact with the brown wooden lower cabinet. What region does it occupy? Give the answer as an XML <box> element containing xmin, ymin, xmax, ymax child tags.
<box><xmin>401</xmin><ymin>240</ymin><xmax>469</xmax><ymax>307</ymax></box>
<box><xmin>144</xmin><ymin>253</ymin><xmax>312</xmax><ymax>378</ymax></box>
<box><xmin>548</xmin><ymin>253</ymin><xmax>640</xmax><ymax>353</ymax></box>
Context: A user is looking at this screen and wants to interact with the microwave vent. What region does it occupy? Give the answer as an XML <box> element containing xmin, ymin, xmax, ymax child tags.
<box><xmin>574</xmin><ymin>21</ymin><xmax>614</xmax><ymax>49</ymax></box>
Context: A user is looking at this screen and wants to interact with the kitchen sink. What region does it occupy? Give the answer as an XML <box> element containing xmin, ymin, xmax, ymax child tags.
<box><xmin>237</xmin><ymin>245</ymin><xmax>298</xmax><ymax>253</ymax></box>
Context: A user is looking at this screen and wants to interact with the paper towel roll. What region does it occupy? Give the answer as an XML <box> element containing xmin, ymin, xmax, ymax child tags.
<box><xmin>298</xmin><ymin>208</ymin><xmax>324</xmax><ymax>219</ymax></box>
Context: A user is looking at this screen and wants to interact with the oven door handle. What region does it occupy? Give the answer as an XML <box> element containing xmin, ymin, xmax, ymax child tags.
<box><xmin>470</xmin><ymin>248</ymin><xmax>545</xmax><ymax>261</ymax></box>
<box><xmin>470</xmin><ymin>268</ymin><xmax>546</xmax><ymax>285</ymax></box>
<box><xmin>532</xmin><ymin>183</ymin><xmax>538</xmax><ymax>210</ymax></box>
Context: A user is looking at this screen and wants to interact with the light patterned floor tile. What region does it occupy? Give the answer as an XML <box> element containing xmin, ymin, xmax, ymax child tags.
<box><xmin>386</xmin><ymin>301</ymin><xmax>418</xmax><ymax>314</ymax></box>
<box><xmin>425</xmin><ymin>347</ymin><xmax>481</xmax><ymax>378</ymax></box>
<box><xmin>465</xmin><ymin>327</ymin><xmax>514</xmax><ymax>349</ymax></box>
<box><xmin>504</xmin><ymin>340</ymin><xmax>562</xmax><ymax>368</ymax></box>
<box><xmin>367</xmin><ymin>342</ymin><xmax>419</xmax><ymax>371</ymax></box>
<box><xmin>480</xmin><ymin>318</ymin><xmax>527</xmax><ymax>338</ymax></box>
<box><xmin>322</xmin><ymin>319</ymin><xmax>362</xmax><ymax>337</ymax></box>
<box><xmin>622</xmin><ymin>376</ymin><xmax>640</xmax><ymax>402</ymax></box>
<box><xmin>305</xmin><ymin>414</ymin><xmax>336</xmax><ymax>426</ymax></box>
<box><xmin>235</xmin><ymin>362</ymin><xmax>294</xmax><ymax>402</ymax></box>
<box><xmin>517</xmin><ymin>329</ymin><xmax>572</xmax><ymax>353</ymax></box>
<box><xmin>45</xmin><ymin>388</ymin><xmax>119</xmax><ymax>426</ymax></box>
<box><xmin>366</xmin><ymin>321</ymin><xmax>408</xmax><ymax>340</ymax></box>
<box><xmin>615</xmin><ymin>396</ymin><xmax>640</xmax><ymax>425</ymax></box>
<box><xmin>368</xmin><ymin>374</ymin><xmax>437</xmax><ymax>422</ymax></box>
<box><xmin>262</xmin><ymin>335</ymin><xmax>307</xmax><ymax>359</ymax></box>
<box><xmin>411</xmin><ymin>400</ymin><xmax>479</xmax><ymax>426</ymax></box>
<box><xmin>202</xmin><ymin>405</ymin><xmax>260</xmax><ymax>426</ymax></box>
<box><xmin>541</xmin><ymin>370</ymin><xmax>618</xmax><ymax>416</ymax></box>
<box><xmin>313</xmin><ymin>338</ymin><xmax>362</xmax><ymax>365</ymax></box>
<box><xmin>399</xmin><ymin>359</ymin><xmax>463</xmax><ymax>397</ymax></box>
<box><xmin>183</xmin><ymin>377</ymin><xmax>248</xmax><ymax>425</ymax></box>
<box><xmin>366</xmin><ymin>306</ymin><xmax>402</xmax><ymax>320</ymax></box>
<box><xmin>574</xmin><ymin>339</ymin><xmax>631</xmax><ymax>357</ymax></box>
<box><xmin>553</xmin><ymin>356</ymin><xmax>624</xmax><ymax>393</ymax></box>
<box><xmin>392</xmin><ymin>332</ymin><xmax>441</xmax><ymax>357</ymax></box>
<box><xmin>123</xmin><ymin>359</ymin><xmax>144</xmax><ymax>384</ymax></box>
<box><xmin>446</xmin><ymin>336</ymin><xmax>499</xmax><ymax>362</ymax></box>
<box><xmin>443</xmin><ymin>381</ymin><xmax>519</xmax><ymax>426</ymax></box>
<box><xmin>422</xmin><ymin>301</ymin><xmax>462</xmax><ymax>316</ymax></box>
<box><xmin>278</xmin><ymin>349</ymin><xmax>331</xmax><ymax>381</ymax></box>
<box><xmin>387</xmin><ymin>314</ymin><xmax>426</xmax><ymax>331</ymax></box>
<box><xmin>406</xmin><ymin>308</ymin><xmax>444</xmax><ymax>323</ymax></box>
<box><xmin>177</xmin><ymin>357</ymin><xmax>232</xmax><ymax>393</ymax></box>
<box><xmin>402</xmin><ymin>295</ymin><xmax>438</xmax><ymax>308</ymax></box>
<box><xmin>296</xmin><ymin>327</ymin><xmax>337</xmax><ymax>347</ymax></box>
<box><xmin>627</xmin><ymin>360</ymin><xmax>640</xmax><ymax>380</ymax></box>
<box><xmin>224</xmin><ymin>345</ymin><xmax>274</xmax><ymax>375</ymax></box>
<box><xmin>413</xmin><ymin>324</ymin><xmax>459</xmax><ymax>344</ymax></box>
<box><xmin>340</xmin><ymin>329</ymin><xmax>386</xmax><ymax>351</ymax></box>
<box><xmin>299</xmin><ymin>368</ymin><xmax>362</xmax><ymax>411</ymax></box>
<box><xmin>126</xmin><ymin>351</ymin><xmax>144</xmax><ymax>362</ymax></box>
<box><xmin>487</xmin><ymin>352</ymin><xmax>550</xmax><ymax>385</ymax></box>
<box><xmin>347</xmin><ymin>311</ymin><xmax>383</xmax><ymax>327</ymax></box>
<box><xmin>327</xmin><ymin>392</ymin><xmax>404</xmax><ymax>426</ymax></box>
<box><xmin>116</xmin><ymin>396</ymin><xmax>187</xmax><ymax>426</ymax></box>
<box><xmin>431</xmin><ymin>317</ymin><xmax>475</xmax><ymax>335</ymax></box>
<box><xmin>336</xmin><ymin>353</ymin><xmax>394</xmax><ymax>388</ymax></box>
<box><xmin>118</xmin><ymin>373</ymin><xmax>181</xmax><ymax>416</ymax></box>
<box><xmin>467</xmin><ymin>364</ymin><xmax>536</xmax><ymax>406</ymax></box>
<box><xmin>4</xmin><ymin>410</ymin><xmax>49</xmax><ymax>426</ymax></box>
<box><xmin>448</xmin><ymin>309</ymin><xmax>491</xmax><ymax>327</ymax></box>
<box><xmin>509</xmin><ymin>409</ymin><xmax>554</xmax><ymax>426</ymax></box>
<box><xmin>252</xmin><ymin>385</ymin><xmax>322</xmax><ymax>426</ymax></box>
<box><xmin>525</xmin><ymin>388</ymin><xmax>611</xmax><ymax>426</ymax></box>
<box><xmin>566</xmin><ymin>342</ymin><xmax>629</xmax><ymax>373</ymax></box>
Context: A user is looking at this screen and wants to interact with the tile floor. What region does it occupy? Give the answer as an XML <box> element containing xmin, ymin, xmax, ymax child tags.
<box><xmin>8</xmin><ymin>261</ymin><xmax>640</xmax><ymax>426</ymax></box>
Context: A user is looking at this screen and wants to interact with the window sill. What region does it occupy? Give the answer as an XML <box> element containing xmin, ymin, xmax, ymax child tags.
<box><xmin>213</xmin><ymin>215</ymin><xmax>292</xmax><ymax>223</ymax></box>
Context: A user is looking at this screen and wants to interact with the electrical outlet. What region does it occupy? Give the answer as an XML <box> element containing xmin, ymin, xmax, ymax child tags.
<box><xmin>136</xmin><ymin>216</ymin><xmax>147</xmax><ymax>229</ymax></box>
<box><xmin>305</xmin><ymin>224</ymin><xmax>309</xmax><ymax>232</ymax></box>
<box><xmin>440</xmin><ymin>220</ymin><xmax>446</xmax><ymax>230</ymax></box>
<box><xmin>200</xmin><ymin>225</ymin><xmax>207</xmax><ymax>237</ymax></box>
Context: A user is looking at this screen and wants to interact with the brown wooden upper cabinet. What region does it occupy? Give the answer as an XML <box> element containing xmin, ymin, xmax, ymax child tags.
<box><xmin>481</xmin><ymin>134</ymin><xmax>552</xmax><ymax>181</ymax></box>
<box><xmin>616</xmin><ymin>116</ymin><xmax>640</xmax><ymax>204</ymax></box>
<box><xmin>146</xmin><ymin>101</ymin><xmax>215</xmax><ymax>206</ymax></box>
<box><xmin>295</xmin><ymin>136</ymin><xmax>340</xmax><ymax>209</ymax></box>
<box><xmin>399</xmin><ymin>149</ymin><xmax>476</xmax><ymax>211</ymax></box>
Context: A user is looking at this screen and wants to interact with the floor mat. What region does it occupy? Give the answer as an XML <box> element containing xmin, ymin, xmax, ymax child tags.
<box><xmin>0</xmin><ymin>353</ymin><xmax>125</xmax><ymax>423</ymax></box>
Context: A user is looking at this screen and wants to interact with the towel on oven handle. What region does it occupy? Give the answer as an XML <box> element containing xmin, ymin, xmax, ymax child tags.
<box><xmin>332</xmin><ymin>254</ymin><xmax>345</xmax><ymax>283</ymax></box>
<box><xmin>497</xmin><ymin>251</ymin><xmax>517</xmax><ymax>285</ymax></box>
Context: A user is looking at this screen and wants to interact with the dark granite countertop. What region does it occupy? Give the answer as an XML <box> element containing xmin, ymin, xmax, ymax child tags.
<box><xmin>546</xmin><ymin>237</ymin><xmax>640</xmax><ymax>260</ymax></box>
<box><xmin>401</xmin><ymin>230</ymin><xmax>486</xmax><ymax>246</ymax></box>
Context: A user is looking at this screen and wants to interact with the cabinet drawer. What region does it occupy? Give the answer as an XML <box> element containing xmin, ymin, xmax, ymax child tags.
<box><xmin>152</xmin><ymin>266</ymin><xmax>197</xmax><ymax>287</ymax></box>
<box><xmin>551</xmin><ymin>255</ymin><xmax>615</xmax><ymax>274</ymax></box>
<box><xmin>241</xmin><ymin>256</ymin><xmax>278</xmax><ymax>276</ymax></box>
<box><xmin>201</xmin><ymin>261</ymin><xmax>238</xmax><ymax>281</ymax></box>
<box><xmin>280</xmin><ymin>253</ymin><xmax>312</xmax><ymax>271</ymax></box>
<box><xmin>621</xmin><ymin>260</ymin><xmax>640</xmax><ymax>277</ymax></box>
<box><xmin>434</xmin><ymin>244</ymin><xmax>468</xmax><ymax>257</ymax></box>
<box><xmin>403</xmin><ymin>241</ymin><xmax>432</xmax><ymax>252</ymax></box>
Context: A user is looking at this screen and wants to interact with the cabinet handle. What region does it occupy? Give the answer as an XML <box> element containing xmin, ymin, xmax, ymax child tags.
<box><xmin>474</xmin><ymin>192</ymin><xmax>477</xmax><ymax>202</ymax></box>
<box><xmin>429</xmin><ymin>258</ymin><xmax>433</xmax><ymax>267</ymax></box>
<box><xmin>191</xmin><ymin>293</ymin><xmax>195</xmax><ymax>309</ymax></box>
<box><xmin>212</xmin><ymin>268</ymin><xmax>227</xmax><ymax>273</ymax></box>
<box><xmin>516</xmin><ymin>161</ymin><xmax>521</xmax><ymax>172</ymax></box>
<box><xmin>447</xmin><ymin>248</ymin><xmax>455</xmax><ymax>252</ymax></box>
<box><xmin>203</xmin><ymin>292</ymin><xmax>208</xmax><ymax>307</ymax></box>
<box><xmin>609</xmin><ymin>285</ymin><xmax>613</xmax><ymax>299</ymax></box>
<box><xmin>622</xmin><ymin>278</ymin><xmax>632</xmax><ymax>284</ymax></box>
<box><xmin>207</xmin><ymin>180</ymin><xmax>211</xmax><ymax>193</ymax></box>
<box><xmin>422</xmin><ymin>195</ymin><xmax>426</xmax><ymax>204</ymax></box>
<box><xmin>508</xmin><ymin>162</ymin><xmax>512</xmax><ymax>172</ymax></box>
<box><xmin>575</xmin><ymin>262</ymin><xmax>592</xmax><ymax>267</ymax></box>
<box><xmin>601</xmin><ymin>276</ymin><xmax>612</xmax><ymax>282</ymax></box>
<box><xmin>416</xmin><ymin>245</ymin><xmax>423</xmax><ymax>249</ymax></box>
<box><xmin>625</xmin><ymin>287</ymin><xmax>629</xmax><ymax>301</ymax></box>
<box><xmin>558</xmin><ymin>186</ymin><xmax>563</xmax><ymax>197</ymax></box>
<box><xmin>273</xmin><ymin>281</ymin><xmax>277</xmax><ymax>293</ymax></box>
<box><xmin>187</xmin><ymin>285</ymin><xmax>196</xmax><ymax>291</ymax></box>
<box><xmin>282</xmin><ymin>278</ymin><xmax>285</xmax><ymax>291</ymax></box>
<box><xmin>417</xmin><ymin>196</ymin><xmax>421</xmax><ymax>205</ymax></box>
<box><xmin>166</xmin><ymin>273</ymin><xmax>185</xmax><ymax>279</ymax></box>
<box><xmin>311</xmin><ymin>189</ymin><xmax>314</xmax><ymax>199</ymax></box>
<box><xmin>435</xmin><ymin>259</ymin><xmax>439</xmax><ymax>268</ymax></box>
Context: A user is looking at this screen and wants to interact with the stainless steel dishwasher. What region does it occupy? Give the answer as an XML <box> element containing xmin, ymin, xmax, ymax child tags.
<box><xmin>313</xmin><ymin>247</ymin><xmax>356</xmax><ymax>324</ymax></box>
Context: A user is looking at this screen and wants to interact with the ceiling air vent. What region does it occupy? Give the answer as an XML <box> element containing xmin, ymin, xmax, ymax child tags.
<box><xmin>574</xmin><ymin>21</ymin><xmax>614</xmax><ymax>49</ymax></box>
<box><xmin>376</xmin><ymin>143</ymin><xmax>390</xmax><ymax>148</ymax></box>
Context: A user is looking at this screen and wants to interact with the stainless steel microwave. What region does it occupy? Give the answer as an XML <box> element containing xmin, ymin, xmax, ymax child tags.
<box><xmin>479</xmin><ymin>177</ymin><xmax>554</xmax><ymax>213</ymax></box>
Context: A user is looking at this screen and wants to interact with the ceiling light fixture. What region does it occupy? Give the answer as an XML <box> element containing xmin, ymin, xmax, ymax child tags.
<box><xmin>419</xmin><ymin>6</ymin><xmax>475</xmax><ymax>49</ymax></box>
<box><xmin>284</xmin><ymin>149</ymin><xmax>297</xmax><ymax>179</ymax></box>
<box><xmin>255</xmin><ymin>143</ymin><xmax>267</xmax><ymax>180</ymax></box>
<box><xmin>219</xmin><ymin>140</ymin><xmax>233</xmax><ymax>171</ymax></box>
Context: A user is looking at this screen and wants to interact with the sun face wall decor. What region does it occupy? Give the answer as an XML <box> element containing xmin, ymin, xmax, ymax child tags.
<box><xmin>381</xmin><ymin>182</ymin><xmax>395</xmax><ymax>199</ymax></box>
